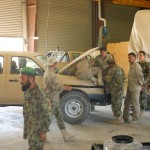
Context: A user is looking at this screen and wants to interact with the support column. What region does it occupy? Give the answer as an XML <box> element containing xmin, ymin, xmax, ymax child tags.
<box><xmin>27</xmin><ymin>0</ymin><xmax>37</xmax><ymax>52</ymax></box>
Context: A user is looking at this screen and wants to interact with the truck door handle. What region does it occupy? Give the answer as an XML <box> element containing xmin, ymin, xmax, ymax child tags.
<box><xmin>9</xmin><ymin>79</ymin><xmax>19</xmax><ymax>82</ymax></box>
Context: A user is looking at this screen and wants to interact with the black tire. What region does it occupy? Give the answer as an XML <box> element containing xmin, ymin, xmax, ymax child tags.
<box><xmin>60</xmin><ymin>90</ymin><xmax>91</xmax><ymax>124</ymax></box>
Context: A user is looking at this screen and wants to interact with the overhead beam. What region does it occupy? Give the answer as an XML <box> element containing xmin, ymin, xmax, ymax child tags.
<box><xmin>112</xmin><ymin>0</ymin><xmax>150</xmax><ymax>8</ymax></box>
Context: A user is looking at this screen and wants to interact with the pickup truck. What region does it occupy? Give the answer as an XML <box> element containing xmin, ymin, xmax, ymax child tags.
<box><xmin>0</xmin><ymin>48</ymin><xmax>111</xmax><ymax>124</ymax></box>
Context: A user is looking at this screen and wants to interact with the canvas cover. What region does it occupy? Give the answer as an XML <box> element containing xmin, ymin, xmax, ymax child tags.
<box><xmin>129</xmin><ymin>10</ymin><xmax>150</xmax><ymax>56</ymax></box>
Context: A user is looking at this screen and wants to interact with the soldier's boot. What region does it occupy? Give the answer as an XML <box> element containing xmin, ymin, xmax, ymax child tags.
<box><xmin>109</xmin><ymin>116</ymin><xmax>124</xmax><ymax>124</ymax></box>
<box><xmin>61</xmin><ymin>129</ymin><xmax>74</xmax><ymax>142</ymax></box>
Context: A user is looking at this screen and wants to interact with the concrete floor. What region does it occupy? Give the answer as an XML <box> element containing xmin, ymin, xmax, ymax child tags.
<box><xmin>0</xmin><ymin>105</ymin><xmax>150</xmax><ymax>150</ymax></box>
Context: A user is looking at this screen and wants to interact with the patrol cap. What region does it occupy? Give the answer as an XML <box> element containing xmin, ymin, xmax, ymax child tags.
<box><xmin>47</xmin><ymin>57</ymin><xmax>58</xmax><ymax>66</ymax></box>
<box><xmin>98</xmin><ymin>46</ymin><xmax>107</xmax><ymax>51</ymax></box>
<box><xmin>20</xmin><ymin>67</ymin><xmax>36</xmax><ymax>76</ymax></box>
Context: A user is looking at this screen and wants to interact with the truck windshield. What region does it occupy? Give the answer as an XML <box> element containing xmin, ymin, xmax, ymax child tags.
<box><xmin>47</xmin><ymin>51</ymin><xmax>68</xmax><ymax>62</ymax></box>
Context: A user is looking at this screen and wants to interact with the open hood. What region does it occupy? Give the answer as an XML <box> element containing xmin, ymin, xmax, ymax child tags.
<box><xmin>58</xmin><ymin>47</ymin><xmax>99</xmax><ymax>74</ymax></box>
<box><xmin>129</xmin><ymin>10</ymin><xmax>150</xmax><ymax>56</ymax></box>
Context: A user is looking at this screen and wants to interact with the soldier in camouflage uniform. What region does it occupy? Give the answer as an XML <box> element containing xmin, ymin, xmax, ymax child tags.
<box><xmin>20</xmin><ymin>67</ymin><xmax>51</xmax><ymax>150</ymax></box>
<box><xmin>43</xmin><ymin>57</ymin><xmax>74</xmax><ymax>142</ymax></box>
<box><xmin>138</xmin><ymin>51</ymin><xmax>150</xmax><ymax>114</ymax></box>
<box><xmin>105</xmin><ymin>59</ymin><xmax>125</xmax><ymax>124</ymax></box>
<box><xmin>94</xmin><ymin>46</ymin><xmax>113</xmax><ymax>82</ymax></box>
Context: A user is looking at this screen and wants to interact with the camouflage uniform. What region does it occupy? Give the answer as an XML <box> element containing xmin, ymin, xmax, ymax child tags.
<box><xmin>43</xmin><ymin>67</ymin><xmax>65</xmax><ymax>130</ymax></box>
<box><xmin>105</xmin><ymin>64</ymin><xmax>125</xmax><ymax>117</ymax></box>
<box><xmin>138</xmin><ymin>60</ymin><xmax>150</xmax><ymax>111</ymax></box>
<box><xmin>94</xmin><ymin>53</ymin><xmax>113</xmax><ymax>79</ymax></box>
<box><xmin>23</xmin><ymin>84</ymin><xmax>51</xmax><ymax>150</ymax></box>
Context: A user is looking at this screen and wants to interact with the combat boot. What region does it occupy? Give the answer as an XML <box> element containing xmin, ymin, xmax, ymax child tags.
<box><xmin>61</xmin><ymin>129</ymin><xmax>74</xmax><ymax>142</ymax></box>
<box><xmin>109</xmin><ymin>116</ymin><xmax>124</xmax><ymax>124</ymax></box>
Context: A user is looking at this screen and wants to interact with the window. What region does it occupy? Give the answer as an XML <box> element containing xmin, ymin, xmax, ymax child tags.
<box><xmin>11</xmin><ymin>56</ymin><xmax>44</xmax><ymax>76</ymax></box>
<box><xmin>0</xmin><ymin>56</ymin><xmax>3</xmax><ymax>73</ymax></box>
<box><xmin>47</xmin><ymin>51</ymin><xmax>69</xmax><ymax>62</ymax></box>
<box><xmin>72</xmin><ymin>53</ymin><xmax>81</xmax><ymax>60</ymax></box>
<box><xmin>11</xmin><ymin>60</ymin><xmax>19</xmax><ymax>74</ymax></box>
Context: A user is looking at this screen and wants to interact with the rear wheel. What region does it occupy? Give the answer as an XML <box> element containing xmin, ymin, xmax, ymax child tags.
<box><xmin>60</xmin><ymin>91</ymin><xmax>91</xmax><ymax>124</ymax></box>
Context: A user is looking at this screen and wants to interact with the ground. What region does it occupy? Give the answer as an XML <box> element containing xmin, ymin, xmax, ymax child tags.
<box><xmin>0</xmin><ymin>105</ymin><xmax>150</xmax><ymax>150</ymax></box>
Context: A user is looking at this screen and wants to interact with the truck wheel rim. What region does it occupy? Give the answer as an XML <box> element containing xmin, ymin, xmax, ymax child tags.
<box><xmin>64</xmin><ymin>100</ymin><xmax>83</xmax><ymax>118</ymax></box>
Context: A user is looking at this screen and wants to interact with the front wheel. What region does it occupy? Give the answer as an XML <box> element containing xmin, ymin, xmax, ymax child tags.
<box><xmin>60</xmin><ymin>91</ymin><xmax>91</xmax><ymax>124</ymax></box>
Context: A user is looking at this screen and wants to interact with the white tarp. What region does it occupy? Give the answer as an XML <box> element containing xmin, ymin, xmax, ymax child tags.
<box><xmin>129</xmin><ymin>10</ymin><xmax>150</xmax><ymax>56</ymax></box>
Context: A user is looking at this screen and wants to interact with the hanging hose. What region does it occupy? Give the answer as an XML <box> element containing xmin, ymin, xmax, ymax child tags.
<box><xmin>97</xmin><ymin>0</ymin><xmax>109</xmax><ymax>47</ymax></box>
<box><xmin>46</xmin><ymin>0</ymin><xmax>51</xmax><ymax>52</ymax></box>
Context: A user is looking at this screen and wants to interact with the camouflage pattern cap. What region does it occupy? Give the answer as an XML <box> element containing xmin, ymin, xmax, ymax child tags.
<box><xmin>20</xmin><ymin>67</ymin><xmax>36</xmax><ymax>76</ymax></box>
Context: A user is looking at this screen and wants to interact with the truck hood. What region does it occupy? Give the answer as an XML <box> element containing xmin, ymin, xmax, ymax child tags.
<box><xmin>58</xmin><ymin>47</ymin><xmax>99</xmax><ymax>74</ymax></box>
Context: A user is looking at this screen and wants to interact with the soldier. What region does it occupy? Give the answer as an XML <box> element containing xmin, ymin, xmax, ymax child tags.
<box><xmin>105</xmin><ymin>59</ymin><xmax>125</xmax><ymax>124</ymax></box>
<box><xmin>94</xmin><ymin>46</ymin><xmax>113</xmax><ymax>82</ymax></box>
<box><xmin>123</xmin><ymin>52</ymin><xmax>144</xmax><ymax>123</ymax></box>
<box><xmin>43</xmin><ymin>57</ymin><xmax>74</xmax><ymax>142</ymax></box>
<box><xmin>74</xmin><ymin>56</ymin><xmax>100</xmax><ymax>82</ymax></box>
<box><xmin>20</xmin><ymin>67</ymin><xmax>51</xmax><ymax>150</ymax></box>
<box><xmin>138</xmin><ymin>51</ymin><xmax>150</xmax><ymax>114</ymax></box>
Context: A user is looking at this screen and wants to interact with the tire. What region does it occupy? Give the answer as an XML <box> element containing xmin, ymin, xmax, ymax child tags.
<box><xmin>60</xmin><ymin>90</ymin><xmax>91</xmax><ymax>124</ymax></box>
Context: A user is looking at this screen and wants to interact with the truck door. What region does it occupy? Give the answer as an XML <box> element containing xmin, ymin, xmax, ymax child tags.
<box><xmin>5</xmin><ymin>56</ymin><xmax>44</xmax><ymax>105</ymax></box>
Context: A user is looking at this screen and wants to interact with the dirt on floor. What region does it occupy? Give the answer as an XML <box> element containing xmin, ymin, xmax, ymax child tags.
<box><xmin>0</xmin><ymin>105</ymin><xmax>150</xmax><ymax>150</ymax></box>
